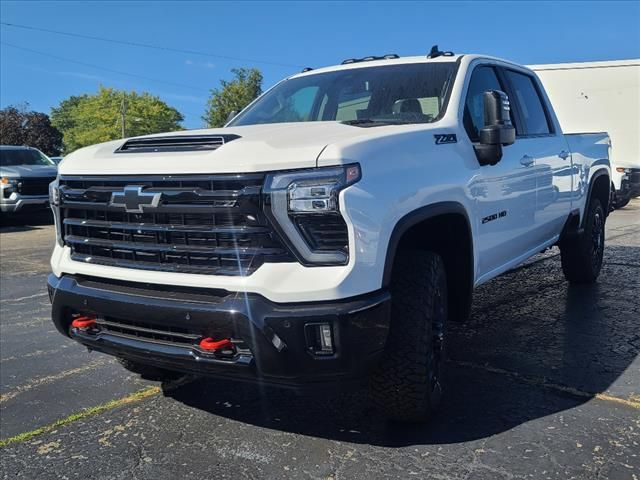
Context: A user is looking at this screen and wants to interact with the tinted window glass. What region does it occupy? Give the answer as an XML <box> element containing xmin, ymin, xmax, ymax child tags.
<box><xmin>0</xmin><ymin>149</ymin><xmax>54</xmax><ymax>166</ymax></box>
<box><xmin>230</xmin><ymin>63</ymin><xmax>457</xmax><ymax>126</ymax></box>
<box><xmin>505</xmin><ymin>70</ymin><xmax>551</xmax><ymax>135</ymax></box>
<box><xmin>464</xmin><ymin>66</ymin><xmax>503</xmax><ymax>141</ymax></box>
<box><xmin>336</xmin><ymin>88</ymin><xmax>371</xmax><ymax>121</ymax></box>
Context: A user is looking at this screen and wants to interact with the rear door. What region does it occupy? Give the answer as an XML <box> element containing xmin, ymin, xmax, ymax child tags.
<box><xmin>464</xmin><ymin>64</ymin><xmax>539</xmax><ymax>281</ymax></box>
<box><xmin>500</xmin><ymin>68</ymin><xmax>573</xmax><ymax>244</ymax></box>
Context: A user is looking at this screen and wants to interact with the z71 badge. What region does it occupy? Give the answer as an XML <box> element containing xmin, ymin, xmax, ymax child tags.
<box><xmin>434</xmin><ymin>134</ymin><xmax>457</xmax><ymax>145</ymax></box>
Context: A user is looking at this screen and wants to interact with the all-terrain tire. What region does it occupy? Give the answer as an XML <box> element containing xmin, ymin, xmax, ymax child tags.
<box><xmin>560</xmin><ymin>198</ymin><xmax>606</xmax><ymax>284</ymax></box>
<box><xmin>117</xmin><ymin>358</ymin><xmax>181</xmax><ymax>382</ymax></box>
<box><xmin>371</xmin><ymin>251</ymin><xmax>447</xmax><ymax>423</ymax></box>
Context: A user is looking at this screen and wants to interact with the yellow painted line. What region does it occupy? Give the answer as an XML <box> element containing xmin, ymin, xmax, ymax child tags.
<box><xmin>0</xmin><ymin>386</ymin><xmax>161</xmax><ymax>448</ymax></box>
<box><xmin>0</xmin><ymin>360</ymin><xmax>106</xmax><ymax>403</ymax></box>
<box><xmin>594</xmin><ymin>393</ymin><xmax>640</xmax><ymax>409</ymax></box>
<box><xmin>452</xmin><ymin>360</ymin><xmax>640</xmax><ymax>410</ymax></box>
<box><xmin>0</xmin><ymin>346</ymin><xmax>69</xmax><ymax>364</ymax></box>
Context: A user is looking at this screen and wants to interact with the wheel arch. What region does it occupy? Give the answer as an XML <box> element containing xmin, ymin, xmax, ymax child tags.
<box><xmin>382</xmin><ymin>202</ymin><xmax>474</xmax><ymax>322</ymax></box>
<box><xmin>584</xmin><ymin>167</ymin><xmax>611</xmax><ymax>225</ymax></box>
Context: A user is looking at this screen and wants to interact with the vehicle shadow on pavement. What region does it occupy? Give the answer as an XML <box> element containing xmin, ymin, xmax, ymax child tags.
<box><xmin>0</xmin><ymin>211</ymin><xmax>53</xmax><ymax>231</ymax></box>
<box><xmin>164</xmin><ymin>247</ymin><xmax>638</xmax><ymax>447</ymax></box>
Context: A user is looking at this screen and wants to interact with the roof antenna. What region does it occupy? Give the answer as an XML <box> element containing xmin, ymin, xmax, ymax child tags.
<box><xmin>427</xmin><ymin>45</ymin><xmax>454</xmax><ymax>59</ymax></box>
<box><xmin>428</xmin><ymin>45</ymin><xmax>440</xmax><ymax>58</ymax></box>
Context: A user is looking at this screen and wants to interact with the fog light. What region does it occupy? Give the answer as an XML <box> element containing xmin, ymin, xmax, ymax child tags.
<box><xmin>305</xmin><ymin>322</ymin><xmax>334</xmax><ymax>355</ymax></box>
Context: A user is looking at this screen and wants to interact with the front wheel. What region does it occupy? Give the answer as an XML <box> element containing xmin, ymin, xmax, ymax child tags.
<box><xmin>560</xmin><ymin>198</ymin><xmax>605</xmax><ymax>283</ymax></box>
<box><xmin>371</xmin><ymin>251</ymin><xmax>447</xmax><ymax>423</ymax></box>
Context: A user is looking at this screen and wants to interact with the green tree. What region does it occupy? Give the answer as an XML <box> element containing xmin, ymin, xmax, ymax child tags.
<box><xmin>203</xmin><ymin>68</ymin><xmax>263</xmax><ymax>127</ymax></box>
<box><xmin>0</xmin><ymin>105</ymin><xmax>63</xmax><ymax>156</ymax></box>
<box><xmin>51</xmin><ymin>86</ymin><xmax>184</xmax><ymax>153</ymax></box>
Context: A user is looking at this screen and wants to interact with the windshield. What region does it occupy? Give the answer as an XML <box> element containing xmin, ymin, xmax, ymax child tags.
<box><xmin>230</xmin><ymin>62</ymin><xmax>457</xmax><ymax>126</ymax></box>
<box><xmin>0</xmin><ymin>149</ymin><xmax>55</xmax><ymax>167</ymax></box>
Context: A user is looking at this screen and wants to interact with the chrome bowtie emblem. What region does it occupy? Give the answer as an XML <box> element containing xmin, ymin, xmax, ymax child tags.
<box><xmin>110</xmin><ymin>185</ymin><xmax>161</xmax><ymax>213</ymax></box>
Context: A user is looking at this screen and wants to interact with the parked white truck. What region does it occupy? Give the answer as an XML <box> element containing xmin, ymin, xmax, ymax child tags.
<box><xmin>531</xmin><ymin>59</ymin><xmax>640</xmax><ymax>208</ymax></box>
<box><xmin>48</xmin><ymin>49</ymin><xmax>611</xmax><ymax>422</ymax></box>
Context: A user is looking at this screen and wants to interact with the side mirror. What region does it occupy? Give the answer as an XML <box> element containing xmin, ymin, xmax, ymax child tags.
<box><xmin>474</xmin><ymin>90</ymin><xmax>516</xmax><ymax>166</ymax></box>
<box><xmin>226</xmin><ymin>110</ymin><xmax>238</xmax><ymax>124</ymax></box>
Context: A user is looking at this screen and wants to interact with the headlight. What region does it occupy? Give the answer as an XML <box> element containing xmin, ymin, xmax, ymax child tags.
<box><xmin>1</xmin><ymin>177</ymin><xmax>20</xmax><ymax>192</ymax></box>
<box><xmin>264</xmin><ymin>164</ymin><xmax>361</xmax><ymax>265</ymax></box>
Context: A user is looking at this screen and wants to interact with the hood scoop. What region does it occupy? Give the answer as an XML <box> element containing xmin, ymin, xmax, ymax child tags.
<box><xmin>115</xmin><ymin>134</ymin><xmax>241</xmax><ymax>153</ymax></box>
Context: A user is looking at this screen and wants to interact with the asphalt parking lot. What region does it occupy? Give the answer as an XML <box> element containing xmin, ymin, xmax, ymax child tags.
<box><xmin>0</xmin><ymin>201</ymin><xmax>638</xmax><ymax>480</ymax></box>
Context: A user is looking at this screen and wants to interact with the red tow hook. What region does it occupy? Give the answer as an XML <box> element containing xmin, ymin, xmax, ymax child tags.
<box><xmin>71</xmin><ymin>315</ymin><xmax>97</xmax><ymax>331</ymax></box>
<box><xmin>199</xmin><ymin>337</ymin><xmax>234</xmax><ymax>354</ymax></box>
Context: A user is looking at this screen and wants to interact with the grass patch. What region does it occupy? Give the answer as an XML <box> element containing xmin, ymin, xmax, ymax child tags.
<box><xmin>0</xmin><ymin>386</ymin><xmax>160</xmax><ymax>448</ymax></box>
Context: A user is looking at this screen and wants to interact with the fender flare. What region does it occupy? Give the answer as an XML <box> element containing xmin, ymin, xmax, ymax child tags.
<box><xmin>382</xmin><ymin>201</ymin><xmax>474</xmax><ymax>287</ymax></box>
<box><xmin>583</xmin><ymin>166</ymin><xmax>610</xmax><ymax>227</ymax></box>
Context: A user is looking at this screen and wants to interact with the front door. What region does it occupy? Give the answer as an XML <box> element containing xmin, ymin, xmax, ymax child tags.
<box><xmin>464</xmin><ymin>65</ymin><xmax>539</xmax><ymax>282</ymax></box>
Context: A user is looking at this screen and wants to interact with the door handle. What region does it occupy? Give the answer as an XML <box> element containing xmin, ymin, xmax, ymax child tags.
<box><xmin>520</xmin><ymin>155</ymin><xmax>534</xmax><ymax>167</ymax></box>
<box><xmin>559</xmin><ymin>150</ymin><xmax>570</xmax><ymax>160</ymax></box>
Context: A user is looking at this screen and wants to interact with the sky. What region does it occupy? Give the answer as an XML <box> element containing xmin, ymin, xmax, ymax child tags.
<box><xmin>1</xmin><ymin>1</ymin><xmax>639</xmax><ymax>130</ymax></box>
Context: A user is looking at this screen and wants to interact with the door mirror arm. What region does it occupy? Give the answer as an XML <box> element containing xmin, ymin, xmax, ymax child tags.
<box><xmin>474</xmin><ymin>90</ymin><xmax>516</xmax><ymax>166</ymax></box>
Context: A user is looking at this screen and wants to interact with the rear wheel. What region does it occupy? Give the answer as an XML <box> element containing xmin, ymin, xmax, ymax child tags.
<box><xmin>560</xmin><ymin>198</ymin><xmax>605</xmax><ymax>283</ymax></box>
<box><xmin>371</xmin><ymin>251</ymin><xmax>447</xmax><ymax>423</ymax></box>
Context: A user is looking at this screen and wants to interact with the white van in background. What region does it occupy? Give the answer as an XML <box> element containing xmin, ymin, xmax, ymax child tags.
<box><xmin>530</xmin><ymin>60</ymin><xmax>640</xmax><ymax>208</ymax></box>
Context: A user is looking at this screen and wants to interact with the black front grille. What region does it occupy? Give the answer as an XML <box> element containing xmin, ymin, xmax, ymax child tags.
<box><xmin>93</xmin><ymin>316</ymin><xmax>253</xmax><ymax>361</ymax></box>
<box><xmin>98</xmin><ymin>316</ymin><xmax>201</xmax><ymax>346</ymax></box>
<box><xmin>18</xmin><ymin>177</ymin><xmax>56</xmax><ymax>196</ymax></box>
<box><xmin>59</xmin><ymin>175</ymin><xmax>293</xmax><ymax>275</ymax></box>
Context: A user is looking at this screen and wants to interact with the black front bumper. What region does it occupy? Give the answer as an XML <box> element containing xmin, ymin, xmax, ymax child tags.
<box><xmin>47</xmin><ymin>274</ymin><xmax>391</xmax><ymax>390</ymax></box>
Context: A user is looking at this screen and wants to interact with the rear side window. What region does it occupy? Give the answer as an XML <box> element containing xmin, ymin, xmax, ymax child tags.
<box><xmin>505</xmin><ymin>70</ymin><xmax>552</xmax><ymax>135</ymax></box>
<box><xmin>463</xmin><ymin>66</ymin><xmax>503</xmax><ymax>141</ymax></box>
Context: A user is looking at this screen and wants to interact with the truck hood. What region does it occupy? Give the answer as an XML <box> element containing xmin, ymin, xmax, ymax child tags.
<box><xmin>0</xmin><ymin>164</ymin><xmax>58</xmax><ymax>178</ymax></box>
<box><xmin>59</xmin><ymin>122</ymin><xmax>386</xmax><ymax>176</ymax></box>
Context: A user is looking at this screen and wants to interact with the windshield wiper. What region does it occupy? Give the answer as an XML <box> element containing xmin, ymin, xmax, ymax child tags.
<box><xmin>341</xmin><ymin>118</ymin><xmax>398</xmax><ymax>127</ymax></box>
<box><xmin>341</xmin><ymin>118</ymin><xmax>424</xmax><ymax>127</ymax></box>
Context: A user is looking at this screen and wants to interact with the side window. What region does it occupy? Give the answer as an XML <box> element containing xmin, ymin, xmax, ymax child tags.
<box><xmin>504</xmin><ymin>70</ymin><xmax>551</xmax><ymax>135</ymax></box>
<box><xmin>464</xmin><ymin>66</ymin><xmax>503</xmax><ymax>141</ymax></box>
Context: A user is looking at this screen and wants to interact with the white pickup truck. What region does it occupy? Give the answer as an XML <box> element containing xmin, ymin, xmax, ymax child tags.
<box><xmin>47</xmin><ymin>49</ymin><xmax>611</xmax><ymax>422</ymax></box>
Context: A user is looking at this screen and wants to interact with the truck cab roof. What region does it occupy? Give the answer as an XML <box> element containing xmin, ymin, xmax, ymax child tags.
<box><xmin>290</xmin><ymin>54</ymin><xmax>531</xmax><ymax>79</ymax></box>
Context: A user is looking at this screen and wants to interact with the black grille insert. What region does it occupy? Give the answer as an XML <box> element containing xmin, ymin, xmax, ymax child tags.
<box><xmin>18</xmin><ymin>177</ymin><xmax>56</xmax><ymax>196</ymax></box>
<box><xmin>59</xmin><ymin>175</ymin><xmax>293</xmax><ymax>275</ymax></box>
<box><xmin>294</xmin><ymin>215</ymin><xmax>349</xmax><ymax>251</ymax></box>
<box><xmin>97</xmin><ymin>317</ymin><xmax>200</xmax><ymax>346</ymax></box>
